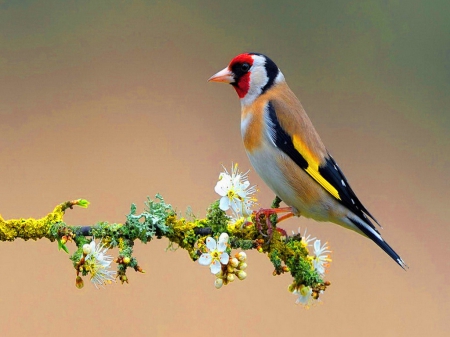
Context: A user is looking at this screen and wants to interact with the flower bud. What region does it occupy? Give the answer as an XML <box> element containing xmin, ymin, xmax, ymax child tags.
<box><xmin>236</xmin><ymin>270</ymin><xmax>247</xmax><ymax>280</ymax></box>
<box><xmin>237</xmin><ymin>252</ymin><xmax>247</xmax><ymax>261</ymax></box>
<box><xmin>75</xmin><ymin>276</ymin><xmax>84</xmax><ymax>289</ymax></box>
<box><xmin>123</xmin><ymin>257</ymin><xmax>131</xmax><ymax>264</ymax></box>
<box><xmin>83</xmin><ymin>244</ymin><xmax>92</xmax><ymax>255</ymax></box>
<box><xmin>288</xmin><ymin>283</ymin><xmax>296</xmax><ymax>293</ymax></box>
<box><xmin>214</xmin><ymin>278</ymin><xmax>223</xmax><ymax>289</ymax></box>
<box><xmin>230</xmin><ymin>258</ymin><xmax>239</xmax><ymax>268</ymax></box>
<box><xmin>227</xmin><ymin>273</ymin><xmax>235</xmax><ymax>282</ymax></box>
<box><xmin>299</xmin><ymin>285</ymin><xmax>310</xmax><ymax>296</ymax></box>
<box><xmin>238</xmin><ymin>262</ymin><xmax>247</xmax><ymax>270</ymax></box>
<box><xmin>227</xmin><ymin>265</ymin><xmax>235</xmax><ymax>273</ymax></box>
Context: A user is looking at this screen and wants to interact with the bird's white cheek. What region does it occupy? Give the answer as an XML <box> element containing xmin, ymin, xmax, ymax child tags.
<box><xmin>240</xmin><ymin>67</ymin><xmax>269</xmax><ymax>107</ymax></box>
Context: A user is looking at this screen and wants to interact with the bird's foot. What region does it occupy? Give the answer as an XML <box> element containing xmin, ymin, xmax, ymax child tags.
<box><xmin>253</xmin><ymin>207</ymin><xmax>294</xmax><ymax>240</ymax></box>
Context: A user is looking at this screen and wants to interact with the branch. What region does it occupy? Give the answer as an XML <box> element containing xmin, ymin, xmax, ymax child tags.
<box><xmin>0</xmin><ymin>166</ymin><xmax>332</xmax><ymax>308</ymax></box>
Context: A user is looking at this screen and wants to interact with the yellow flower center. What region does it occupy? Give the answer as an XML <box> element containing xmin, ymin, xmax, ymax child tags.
<box><xmin>227</xmin><ymin>190</ymin><xmax>236</xmax><ymax>199</ymax></box>
<box><xmin>227</xmin><ymin>189</ymin><xmax>243</xmax><ymax>201</ymax></box>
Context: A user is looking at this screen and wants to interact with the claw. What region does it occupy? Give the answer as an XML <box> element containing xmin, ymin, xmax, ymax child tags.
<box><xmin>253</xmin><ymin>207</ymin><xmax>295</xmax><ymax>240</ymax></box>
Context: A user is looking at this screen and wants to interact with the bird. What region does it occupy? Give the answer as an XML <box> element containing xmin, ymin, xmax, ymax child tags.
<box><xmin>208</xmin><ymin>52</ymin><xmax>407</xmax><ymax>269</ymax></box>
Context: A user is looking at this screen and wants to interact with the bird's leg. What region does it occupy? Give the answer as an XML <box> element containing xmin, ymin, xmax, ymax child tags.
<box><xmin>277</xmin><ymin>212</ymin><xmax>295</xmax><ymax>223</ymax></box>
<box><xmin>254</xmin><ymin>206</ymin><xmax>294</xmax><ymax>238</ymax></box>
<box><xmin>270</xmin><ymin>195</ymin><xmax>290</xmax><ymax>237</ymax></box>
<box><xmin>274</xmin><ymin>213</ymin><xmax>294</xmax><ymax>237</ymax></box>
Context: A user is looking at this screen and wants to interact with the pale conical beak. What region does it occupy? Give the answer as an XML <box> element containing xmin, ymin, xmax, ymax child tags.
<box><xmin>208</xmin><ymin>67</ymin><xmax>234</xmax><ymax>83</ymax></box>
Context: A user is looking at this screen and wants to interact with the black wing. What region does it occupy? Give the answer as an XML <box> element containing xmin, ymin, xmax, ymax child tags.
<box><xmin>266</xmin><ymin>101</ymin><xmax>380</xmax><ymax>230</ymax></box>
<box><xmin>319</xmin><ymin>154</ymin><xmax>380</xmax><ymax>228</ymax></box>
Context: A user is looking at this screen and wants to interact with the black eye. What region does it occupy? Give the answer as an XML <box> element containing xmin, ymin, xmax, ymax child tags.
<box><xmin>241</xmin><ymin>63</ymin><xmax>250</xmax><ymax>72</ymax></box>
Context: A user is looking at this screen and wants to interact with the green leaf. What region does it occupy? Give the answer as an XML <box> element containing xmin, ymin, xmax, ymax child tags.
<box><xmin>77</xmin><ymin>199</ymin><xmax>90</xmax><ymax>208</ymax></box>
<box><xmin>57</xmin><ymin>239</ymin><xmax>69</xmax><ymax>254</ymax></box>
<box><xmin>61</xmin><ymin>243</ymin><xmax>69</xmax><ymax>254</ymax></box>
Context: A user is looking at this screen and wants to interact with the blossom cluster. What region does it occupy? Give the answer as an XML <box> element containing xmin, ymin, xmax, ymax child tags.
<box><xmin>202</xmin><ymin>164</ymin><xmax>332</xmax><ymax>308</ymax></box>
<box><xmin>215</xmin><ymin>251</ymin><xmax>248</xmax><ymax>288</ymax></box>
<box><xmin>214</xmin><ymin>163</ymin><xmax>257</xmax><ymax>222</ymax></box>
<box><xmin>198</xmin><ymin>232</ymin><xmax>248</xmax><ymax>288</ymax></box>
<box><xmin>76</xmin><ymin>239</ymin><xmax>116</xmax><ymax>289</ymax></box>
<box><xmin>198</xmin><ymin>233</ymin><xmax>230</xmax><ymax>274</ymax></box>
<box><xmin>289</xmin><ymin>228</ymin><xmax>332</xmax><ymax>308</ymax></box>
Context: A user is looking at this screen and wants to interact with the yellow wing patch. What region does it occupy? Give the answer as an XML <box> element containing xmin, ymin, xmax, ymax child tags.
<box><xmin>292</xmin><ymin>135</ymin><xmax>341</xmax><ymax>201</ymax></box>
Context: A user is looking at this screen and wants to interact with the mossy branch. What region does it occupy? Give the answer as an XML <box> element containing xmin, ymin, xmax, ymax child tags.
<box><xmin>0</xmin><ymin>194</ymin><xmax>330</xmax><ymax>306</ymax></box>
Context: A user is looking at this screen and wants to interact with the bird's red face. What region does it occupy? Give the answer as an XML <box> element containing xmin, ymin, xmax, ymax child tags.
<box><xmin>209</xmin><ymin>53</ymin><xmax>281</xmax><ymax>106</ymax></box>
<box><xmin>208</xmin><ymin>53</ymin><xmax>254</xmax><ymax>98</ymax></box>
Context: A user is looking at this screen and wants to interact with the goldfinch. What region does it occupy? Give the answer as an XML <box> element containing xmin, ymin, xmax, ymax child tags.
<box><xmin>209</xmin><ymin>52</ymin><xmax>407</xmax><ymax>269</ymax></box>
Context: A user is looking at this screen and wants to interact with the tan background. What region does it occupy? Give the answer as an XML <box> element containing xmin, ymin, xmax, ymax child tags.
<box><xmin>0</xmin><ymin>1</ymin><xmax>449</xmax><ymax>336</ymax></box>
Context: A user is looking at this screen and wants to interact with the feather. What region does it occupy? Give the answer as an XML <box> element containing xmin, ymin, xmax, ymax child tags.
<box><xmin>266</xmin><ymin>101</ymin><xmax>379</xmax><ymax>230</ymax></box>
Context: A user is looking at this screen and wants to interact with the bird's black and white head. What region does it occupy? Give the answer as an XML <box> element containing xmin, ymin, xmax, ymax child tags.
<box><xmin>209</xmin><ymin>53</ymin><xmax>285</xmax><ymax>106</ymax></box>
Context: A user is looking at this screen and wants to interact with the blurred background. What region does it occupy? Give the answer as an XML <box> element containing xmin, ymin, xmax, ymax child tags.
<box><xmin>0</xmin><ymin>0</ymin><xmax>449</xmax><ymax>336</ymax></box>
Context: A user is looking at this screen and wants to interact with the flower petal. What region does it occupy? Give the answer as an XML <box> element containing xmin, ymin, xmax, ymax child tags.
<box><xmin>314</xmin><ymin>239</ymin><xmax>321</xmax><ymax>253</ymax></box>
<box><xmin>239</xmin><ymin>180</ymin><xmax>250</xmax><ymax>192</ymax></box>
<box><xmin>220</xmin><ymin>252</ymin><xmax>229</xmax><ymax>265</ymax></box>
<box><xmin>242</xmin><ymin>201</ymin><xmax>253</xmax><ymax>217</ymax></box>
<box><xmin>315</xmin><ymin>264</ymin><xmax>325</xmax><ymax>275</ymax></box>
<box><xmin>214</xmin><ymin>180</ymin><xmax>227</xmax><ymax>197</ymax></box>
<box><xmin>206</xmin><ymin>237</ymin><xmax>217</xmax><ymax>251</ymax></box>
<box><xmin>230</xmin><ymin>199</ymin><xmax>242</xmax><ymax>213</ymax></box>
<box><xmin>198</xmin><ymin>253</ymin><xmax>212</xmax><ymax>266</ymax></box>
<box><xmin>217</xmin><ymin>242</ymin><xmax>226</xmax><ymax>253</ymax></box>
<box><xmin>210</xmin><ymin>260</ymin><xmax>221</xmax><ymax>274</ymax></box>
<box><xmin>219</xmin><ymin>197</ymin><xmax>230</xmax><ymax>211</ymax></box>
<box><xmin>218</xmin><ymin>232</ymin><xmax>229</xmax><ymax>244</ymax></box>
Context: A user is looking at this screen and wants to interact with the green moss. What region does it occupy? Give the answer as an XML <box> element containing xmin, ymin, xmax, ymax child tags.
<box><xmin>230</xmin><ymin>238</ymin><xmax>254</xmax><ymax>250</ymax></box>
<box><xmin>1</xmin><ymin>194</ymin><xmax>331</xmax><ymax>297</ymax></box>
<box><xmin>205</xmin><ymin>200</ymin><xmax>229</xmax><ymax>235</ymax></box>
<box><xmin>70</xmin><ymin>245</ymin><xmax>84</xmax><ymax>268</ymax></box>
<box><xmin>269</xmin><ymin>249</ymin><xmax>283</xmax><ymax>273</ymax></box>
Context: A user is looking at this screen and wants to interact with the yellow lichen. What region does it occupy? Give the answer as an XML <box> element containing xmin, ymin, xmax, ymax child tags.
<box><xmin>227</xmin><ymin>219</ymin><xmax>257</xmax><ymax>240</ymax></box>
<box><xmin>118</xmin><ymin>237</ymin><xmax>125</xmax><ymax>250</ymax></box>
<box><xmin>167</xmin><ymin>217</ymin><xmax>204</xmax><ymax>258</ymax></box>
<box><xmin>0</xmin><ymin>205</ymin><xmax>65</xmax><ymax>241</ymax></box>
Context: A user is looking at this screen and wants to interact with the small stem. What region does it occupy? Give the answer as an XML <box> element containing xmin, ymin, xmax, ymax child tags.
<box><xmin>271</xmin><ymin>195</ymin><xmax>282</xmax><ymax>209</ymax></box>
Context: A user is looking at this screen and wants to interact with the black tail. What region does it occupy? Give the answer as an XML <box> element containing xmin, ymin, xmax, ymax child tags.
<box><xmin>347</xmin><ymin>217</ymin><xmax>408</xmax><ymax>270</ymax></box>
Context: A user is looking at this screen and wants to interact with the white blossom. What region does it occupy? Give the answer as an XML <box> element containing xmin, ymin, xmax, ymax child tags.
<box><xmin>198</xmin><ymin>233</ymin><xmax>230</xmax><ymax>274</ymax></box>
